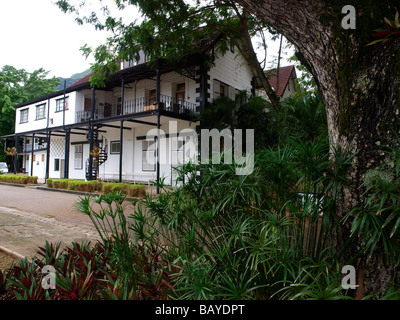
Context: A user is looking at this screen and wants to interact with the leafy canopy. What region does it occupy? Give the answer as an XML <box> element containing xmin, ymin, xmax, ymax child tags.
<box><xmin>55</xmin><ymin>0</ymin><xmax>277</xmax><ymax>97</ymax></box>
<box><xmin>0</xmin><ymin>66</ymin><xmax>60</xmax><ymax>161</ymax></box>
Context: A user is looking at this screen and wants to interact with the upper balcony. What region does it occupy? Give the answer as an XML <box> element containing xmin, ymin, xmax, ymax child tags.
<box><xmin>76</xmin><ymin>94</ymin><xmax>198</xmax><ymax>123</ymax></box>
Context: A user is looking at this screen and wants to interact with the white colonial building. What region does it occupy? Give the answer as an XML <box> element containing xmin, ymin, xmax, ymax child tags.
<box><xmin>4</xmin><ymin>34</ymin><xmax>262</xmax><ymax>186</ymax></box>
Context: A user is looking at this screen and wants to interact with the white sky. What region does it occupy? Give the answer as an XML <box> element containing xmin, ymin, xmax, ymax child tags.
<box><xmin>0</xmin><ymin>0</ymin><xmax>293</xmax><ymax>79</ymax></box>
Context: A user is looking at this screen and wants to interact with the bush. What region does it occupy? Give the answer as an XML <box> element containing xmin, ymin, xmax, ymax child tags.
<box><xmin>128</xmin><ymin>184</ymin><xmax>146</xmax><ymax>198</ymax></box>
<box><xmin>27</xmin><ymin>176</ymin><xmax>38</xmax><ymax>184</ymax></box>
<box><xmin>101</xmin><ymin>182</ymin><xmax>115</xmax><ymax>194</ymax></box>
<box><xmin>46</xmin><ymin>178</ymin><xmax>146</xmax><ymax>198</ymax></box>
<box><xmin>53</xmin><ymin>179</ymin><xmax>69</xmax><ymax>189</ymax></box>
<box><xmin>0</xmin><ymin>240</ymin><xmax>174</xmax><ymax>300</ymax></box>
<box><xmin>0</xmin><ymin>174</ymin><xmax>37</xmax><ymax>185</ymax></box>
<box><xmin>88</xmin><ymin>180</ymin><xmax>102</xmax><ymax>192</ymax></box>
<box><xmin>102</xmin><ymin>182</ymin><xmax>130</xmax><ymax>195</ymax></box>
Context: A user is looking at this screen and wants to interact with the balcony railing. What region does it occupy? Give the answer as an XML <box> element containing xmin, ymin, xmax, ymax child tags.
<box><xmin>76</xmin><ymin>95</ymin><xmax>197</xmax><ymax>123</ymax></box>
<box><xmin>18</xmin><ymin>142</ymin><xmax>47</xmax><ymax>153</ymax></box>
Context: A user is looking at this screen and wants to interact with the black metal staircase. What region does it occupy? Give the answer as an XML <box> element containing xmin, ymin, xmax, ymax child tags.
<box><xmin>85</xmin><ymin>127</ymin><xmax>108</xmax><ymax>180</ymax></box>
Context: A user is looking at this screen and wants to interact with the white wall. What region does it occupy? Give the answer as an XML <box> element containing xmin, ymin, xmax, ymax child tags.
<box><xmin>209</xmin><ymin>47</ymin><xmax>255</xmax><ymax>99</ymax></box>
<box><xmin>15</xmin><ymin>92</ymin><xmax>77</xmax><ymax>134</ymax></box>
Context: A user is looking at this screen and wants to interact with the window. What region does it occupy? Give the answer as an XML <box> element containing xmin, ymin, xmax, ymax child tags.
<box><xmin>110</xmin><ymin>141</ymin><xmax>121</xmax><ymax>154</ymax></box>
<box><xmin>55</xmin><ymin>97</ymin><xmax>69</xmax><ymax>112</ymax></box>
<box><xmin>220</xmin><ymin>83</ymin><xmax>226</xmax><ymax>97</ymax></box>
<box><xmin>54</xmin><ymin>159</ymin><xmax>60</xmax><ymax>171</ymax></box>
<box><xmin>142</xmin><ymin>140</ymin><xmax>156</xmax><ymax>171</ymax></box>
<box><xmin>20</xmin><ymin>108</ymin><xmax>29</xmax><ymax>123</ymax></box>
<box><xmin>213</xmin><ymin>79</ymin><xmax>235</xmax><ymax>99</ymax></box>
<box><xmin>171</xmin><ymin>137</ymin><xmax>185</xmax><ymax>165</ymax></box>
<box><xmin>35</xmin><ymin>104</ymin><xmax>46</xmax><ymax>120</ymax></box>
<box><xmin>74</xmin><ymin>145</ymin><xmax>83</xmax><ymax>170</ymax></box>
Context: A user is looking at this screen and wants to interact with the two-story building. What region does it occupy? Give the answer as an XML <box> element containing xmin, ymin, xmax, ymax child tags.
<box><xmin>2</xmin><ymin>33</ymin><xmax>260</xmax><ymax>186</ymax></box>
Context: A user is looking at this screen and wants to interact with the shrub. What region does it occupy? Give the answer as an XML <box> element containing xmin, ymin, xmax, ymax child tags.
<box><xmin>0</xmin><ymin>174</ymin><xmax>35</xmax><ymax>185</ymax></box>
<box><xmin>88</xmin><ymin>180</ymin><xmax>102</xmax><ymax>192</ymax></box>
<box><xmin>0</xmin><ymin>240</ymin><xmax>175</xmax><ymax>300</ymax></box>
<box><xmin>67</xmin><ymin>180</ymin><xmax>77</xmax><ymax>190</ymax></box>
<box><xmin>128</xmin><ymin>184</ymin><xmax>146</xmax><ymax>198</ymax></box>
<box><xmin>111</xmin><ymin>183</ymin><xmax>130</xmax><ymax>194</ymax></box>
<box><xmin>102</xmin><ymin>182</ymin><xmax>115</xmax><ymax>194</ymax></box>
<box><xmin>46</xmin><ymin>178</ymin><xmax>53</xmax><ymax>187</ymax></box>
<box><xmin>44</xmin><ymin>178</ymin><xmax>146</xmax><ymax>198</ymax></box>
<box><xmin>53</xmin><ymin>179</ymin><xmax>68</xmax><ymax>189</ymax></box>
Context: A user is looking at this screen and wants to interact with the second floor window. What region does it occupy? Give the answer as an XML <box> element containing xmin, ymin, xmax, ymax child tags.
<box><xmin>20</xmin><ymin>108</ymin><xmax>29</xmax><ymax>123</ymax></box>
<box><xmin>56</xmin><ymin>97</ymin><xmax>69</xmax><ymax>112</ymax></box>
<box><xmin>35</xmin><ymin>104</ymin><xmax>46</xmax><ymax>120</ymax></box>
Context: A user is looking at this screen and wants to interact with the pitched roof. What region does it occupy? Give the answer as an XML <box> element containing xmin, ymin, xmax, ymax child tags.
<box><xmin>67</xmin><ymin>73</ymin><xmax>94</xmax><ymax>89</ymax></box>
<box><xmin>66</xmin><ymin>31</ymin><xmax>224</xmax><ymax>89</ymax></box>
<box><xmin>265</xmin><ymin>65</ymin><xmax>295</xmax><ymax>97</ymax></box>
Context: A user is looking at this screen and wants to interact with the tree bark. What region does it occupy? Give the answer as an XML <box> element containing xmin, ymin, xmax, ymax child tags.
<box><xmin>235</xmin><ymin>10</ymin><xmax>281</xmax><ymax>108</ymax></box>
<box><xmin>235</xmin><ymin>0</ymin><xmax>400</xmax><ymax>298</ymax></box>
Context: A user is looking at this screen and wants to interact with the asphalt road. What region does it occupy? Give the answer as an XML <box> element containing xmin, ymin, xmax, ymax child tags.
<box><xmin>0</xmin><ymin>184</ymin><xmax>136</xmax><ymax>259</ymax></box>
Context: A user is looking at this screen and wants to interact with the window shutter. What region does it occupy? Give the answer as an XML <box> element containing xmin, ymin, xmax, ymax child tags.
<box><xmin>213</xmin><ymin>79</ymin><xmax>220</xmax><ymax>99</ymax></box>
<box><xmin>228</xmin><ymin>86</ymin><xmax>235</xmax><ymax>100</ymax></box>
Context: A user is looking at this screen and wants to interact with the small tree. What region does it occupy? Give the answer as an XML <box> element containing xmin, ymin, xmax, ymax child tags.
<box><xmin>5</xmin><ymin>147</ymin><xmax>17</xmax><ymax>173</ymax></box>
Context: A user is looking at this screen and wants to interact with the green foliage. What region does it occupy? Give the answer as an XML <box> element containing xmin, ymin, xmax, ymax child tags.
<box><xmin>198</xmin><ymin>92</ymin><xmax>276</xmax><ymax>149</ymax></box>
<box><xmin>343</xmin><ymin>134</ymin><xmax>400</xmax><ymax>265</ymax></box>
<box><xmin>0</xmin><ymin>66</ymin><xmax>60</xmax><ymax>136</ymax></box>
<box><xmin>55</xmin><ymin>0</ymin><xmax>274</xmax><ymax>92</ymax></box>
<box><xmin>0</xmin><ymin>174</ymin><xmax>38</xmax><ymax>185</ymax></box>
<box><xmin>45</xmin><ymin>178</ymin><xmax>146</xmax><ymax>198</ymax></box>
<box><xmin>0</xmin><ymin>239</ymin><xmax>174</xmax><ymax>300</ymax></box>
<box><xmin>269</xmin><ymin>92</ymin><xmax>328</xmax><ymax>146</ymax></box>
<box><xmin>0</xmin><ymin>65</ymin><xmax>60</xmax><ymax>162</ymax></box>
<box><xmin>367</xmin><ymin>11</ymin><xmax>400</xmax><ymax>47</ymax></box>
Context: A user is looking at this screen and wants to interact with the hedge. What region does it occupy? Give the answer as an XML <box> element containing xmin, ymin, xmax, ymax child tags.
<box><xmin>0</xmin><ymin>174</ymin><xmax>38</xmax><ymax>185</ymax></box>
<box><xmin>46</xmin><ymin>179</ymin><xmax>146</xmax><ymax>198</ymax></box>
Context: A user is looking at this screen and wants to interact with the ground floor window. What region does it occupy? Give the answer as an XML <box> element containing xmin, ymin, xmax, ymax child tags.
<box><xmin>110</xmin><ymin>141</ymin><xmax>120</xmax><ymax>154</ymax></box>
<box><xmin>142</xmin><ymin>140</ymin><xmax>156</xmax><ymax>171</ymax></box>
<box><xmin>74</xmin><ymin>144</ymin><xmax>83</xmax><ymax>170</ymax></box>
<box><xmin>54</xmin><ymin>159</ymin><xmax>60</xmax><ymax>171</ymax></box>
<box><xmin>171</xmin><ymin>137</ymin><xmax>185</xmax><ymax>165</ymax></box>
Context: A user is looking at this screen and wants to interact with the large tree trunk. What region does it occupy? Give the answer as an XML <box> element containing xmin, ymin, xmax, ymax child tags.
<box><xmin>235</xmin><ymin>0</ymin><xmax>400</xmax><ymax>298</ymax></box>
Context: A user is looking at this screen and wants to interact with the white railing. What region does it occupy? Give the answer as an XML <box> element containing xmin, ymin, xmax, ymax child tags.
<box><xmin>76</xmin><ymin>95</ymin><xmax>198</xmax><ymax>123</ymax></box>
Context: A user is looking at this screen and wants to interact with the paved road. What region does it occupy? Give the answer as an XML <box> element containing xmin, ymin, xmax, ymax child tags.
<box><xmin>0</xmin><ymin>184</ymin><xmax>136</xmax><ymax>259</ymax></box>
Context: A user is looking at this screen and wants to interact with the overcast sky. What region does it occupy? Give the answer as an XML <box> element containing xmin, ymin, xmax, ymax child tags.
<box><xmin>0</xmin><ymin>0</ymin><xmax>293</xmax><ymax>79</ymax></box>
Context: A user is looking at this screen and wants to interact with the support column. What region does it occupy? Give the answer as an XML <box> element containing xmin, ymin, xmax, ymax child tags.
<box><xmin>14</xmin><ymin>135</ymin><xmax>18</xmax><ymax>174</ymax></box>
<box><xmin>156</xmin><ymin>62</ymin><xmax>161</xmax><ymax>194</ymax></box>
<box><xmin>64</xmin><ymin>129</ymin><xmax>70</xmax><ymax>179</ymax></box>
<box><xmin>119</xmin><ymin>120</ymin><xmax>124</xmax><ymax>183</ymax></box>
<box><xmin>30</xmin><ymin>133</ymin><xmax>34</xmax><ymax>176</ymax></box>
<box><xmin>45</xmin><ymin>132</ymin><xmax>51</xmax><ymax>181</ymax></box>
<box><xmin>88</xmin><ymin>87</ymin><xmax>96</xmax><ymax>180</ymax></box>
<box><xmin>121</xmin><ymin>77</ymin><xmax>124</xmax><ymax>116</ymax></box>
<box><xmin>23</xmin><ymin>136</ymin><xmax>27</xmax><ymax>173</ymax></box>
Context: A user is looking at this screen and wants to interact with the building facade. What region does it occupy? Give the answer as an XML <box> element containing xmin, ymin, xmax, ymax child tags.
<box><xmin>5</xmin><ymin>37</ymin><xmax>258</xmax><ymax>186</ymax></box>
